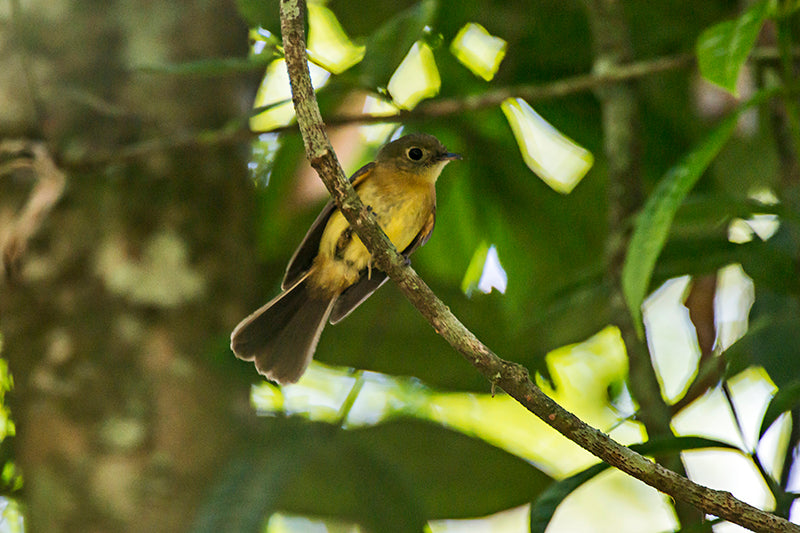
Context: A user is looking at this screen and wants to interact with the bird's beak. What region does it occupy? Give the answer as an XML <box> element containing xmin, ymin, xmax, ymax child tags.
<box><xmin>440</xmin><ymin>152</ymin><xmax>462</xmax><ymax>161</ymax></box>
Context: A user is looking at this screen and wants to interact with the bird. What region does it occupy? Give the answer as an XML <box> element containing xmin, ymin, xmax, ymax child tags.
<box><xmin>230</xmin><ymin>133</ymin><xmax>460</xmax><ymax>384</ymax></box>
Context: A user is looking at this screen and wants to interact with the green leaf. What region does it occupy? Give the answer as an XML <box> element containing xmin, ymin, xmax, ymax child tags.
<box><xmin>359</xmin><ymin>0</ymin><xmax>439</xmax><ymax>86</ymax></box>
<box><xmin>197</xmin><ymin>419</ymin><xmax>552</xmax><ymax>532</ymax></box>
<box><xmin>191</xmin><ymin>423</ymin><xmax>309</xmax><ymax>533</ymax></box>
<box><xmin>461</xmin><ymin>241</ymin><xmax>489</xmax><ymax>296</ymax></box>
<box><xmin>696</xmin><ymin>0</ymin><xmax>770</xmax><ymax>95</ymax></box>
<box><xmin>628</xmin><ymin>435</ymin><xmax>736</xmax><ymax>456</ymax></box>
<box><xmin>352</xmin><ymin>419</ymin><xmax>552</xmax><ymax>519</ymax></box>
<box><xmin>530</xmin><ymin>436</ymin><xmax>735</xmax><ymax>533</ymax></box>
<box><xmin>621</xmin><ymin>88</ymin><xmax>776</xmax><ymax>333</ymax></box>
<box><xmin>236</xmin><ymin>0</ymin><xmax>279</xmax><ymax>34</ymax></box>
<box><xmin>530</xmin><ymin>462</ymin><xmax>606</xmax><ymax>533</ymax></box>
<box><xmin>622</xmin><ymin>114</ymin><xmax>738</xmax><ymax>333</ymax></box>
<box><xmin>759</xmin><ymin>380</ymin><xmax>800</xmax><ymax>438</ymax></box>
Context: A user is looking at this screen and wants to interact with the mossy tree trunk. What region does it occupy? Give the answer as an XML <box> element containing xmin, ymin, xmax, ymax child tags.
<box><xmin>0</xmin><ymin>1</ymin><xmax>260</xmax><ymax>531</ymax></box>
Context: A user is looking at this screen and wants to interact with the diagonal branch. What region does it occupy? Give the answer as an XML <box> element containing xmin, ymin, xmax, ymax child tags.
<box><xmin>278</xmin><ymin>0</ymin><xmax>798</xmax><ymax>531</ymax></box>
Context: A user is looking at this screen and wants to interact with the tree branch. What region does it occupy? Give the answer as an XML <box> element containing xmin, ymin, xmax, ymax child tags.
<box><xmin>0</xmin><ymin>141</ymin><xmax>66</xmax><ymax>283</ymax></box>
<box><xmin>58</xmin><ymin>45</ymin><xmax>796</xmax><ymax>171</ymax></box>
<box><xmin>286</xmin><ymin>1</ymin><xmax>790</xmax><ymax>529</ymax></box>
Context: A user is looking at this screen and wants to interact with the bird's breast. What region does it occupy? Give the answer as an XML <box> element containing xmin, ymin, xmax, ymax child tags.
<box><xmin>309</xmin><ymin>175</ymin><xmax>435</xmax><ymax>298</ymax></box>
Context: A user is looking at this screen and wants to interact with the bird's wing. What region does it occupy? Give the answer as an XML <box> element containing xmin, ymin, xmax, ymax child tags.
<box><xmin>282</xmin><ymin>162</ymin><xmax>376</xmax><ymax>289</ymax></box>
<box><xmin>401</xmin><ymin>208</ymin><xmax>436</xmax><ymax>257</ymax></box>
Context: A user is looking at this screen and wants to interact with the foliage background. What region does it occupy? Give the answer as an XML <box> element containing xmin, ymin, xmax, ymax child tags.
<box><xmin>0</xmin><ymin>0</ymin><xmax>798</xmax><ymax>532</ymax></box>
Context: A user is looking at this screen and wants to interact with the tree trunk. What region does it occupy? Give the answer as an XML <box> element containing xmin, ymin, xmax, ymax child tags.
<box><xmin>0</xmin><ymin>1</ymin><xmax>260</xmax><ymax>531</ymax></box>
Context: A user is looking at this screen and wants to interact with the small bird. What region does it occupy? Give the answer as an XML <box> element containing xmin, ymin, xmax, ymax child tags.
<box><xmin>231</xmin><ymin>133</ymin><xmax>460</xmax><ymax>384</ymax></box>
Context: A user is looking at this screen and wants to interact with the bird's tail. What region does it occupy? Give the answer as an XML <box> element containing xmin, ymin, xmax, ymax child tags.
<box><xmin>230</xmin><ymin>274</ymin><xmax>335</xmax><ymax>384</ymax></box>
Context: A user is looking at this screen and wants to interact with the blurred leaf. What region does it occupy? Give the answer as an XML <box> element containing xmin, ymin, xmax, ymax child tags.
<box><xmin>739</xmin><ymin>222</ymin><xmax>800</xmax><ymax>295</ymax></box>
<box><xmin>251</xmin><ymin>59</ymin><xmax>331</xmax><ymax>132</ymax></box>
<box><xmin>628</xmin><ymin>435</ymin><xmax>736</xmax><ymax>456</ymax></box>
<box><xmin>359</xmin><ymin>0</ymin><xmax>438</xmax><ymax>87</ymax></box>
<box><xmin>529</xmin><ymin>436</ymin><xmax>736</xmax><ymax>533</ymax></box>
<box><xmin>759</xmin><ymin>381</ymin><xmax>800</xmax><ymax>438</ymax></box>
<box><xmin>696</xmin><ymin>0</ymin><xmax>770</xmax><ymax>95</ymax></box>
<box><xmin>192</xmin><ymin>426</ymin><xmax>307</xmax><ymax>533</ymax></box>
<box><xmin>653</xmin><ymin>195</ymin><xmax>790</xmax><ymax>286</ymax></box>
<box><xmin>387</xmin><ymin>41</ymin><xmax>441</xmax><ymax>109</ymax></box>
<box><xmin>352</xmin><ymin>419</ymin><xmax>552</xmax><ymax>518</ymax></box>
<box><xmin>278</xmin><ymin>427</ymin><xmax>426</xmax><ymax>532</ymax></box>
<box><xmin>462</xmin><ymin>241</ymin><xmax>490</xmax><ymax>296</ymax></box>
<box><xmin>656</xmin><ymin>234</ymin><xmax>745</xmax><ymax>282</ymax></box>
<box><xmin>529</xmin><ymin>462</ymin><xmax>606</xmax><ymax>533</ymax></box>
<box><xmin>732</xmin><ymin>290</ymin><xmax>800</xmax><ymax>386</ymax></box>
<box><xmin>194</xmin><ymin>420</ymin><xmax>425</xmax><ymax>533</ymax></box>
<box><xmin>450</xmin><ymin>22</ymin><xmax>507</xmax><ymax>81</ymax></box>
<box><xmin>236</xmin><ymin>0</ymin><xmax>280</xmax><ymax>34</ymax></box>
<box><xmin>674</xmin><ymin>518</ymin><xmax>722</xmax><ymax>533</ymax></box>
<box><xmin>307</xmin><ymin>3</ymin><xmax>365</xmax><ymax>74</ymax></box>
<box><xmin>239</xmin><ymin>0</ymin><xmax>293</xmax><ymax>36</ymax></box>
<box><xmin>461</xmin><ymin>241</ymin><xmax>509</xmax><ymax>297</ymax></box>
<box><xmin>198</xmin><ymin>419</ymin><xmax>552</xmax><ymax>531</ymax></box>
<box><xmin>501</xmin><ymin>98</ymin><xmax>593</xmax><ymax>194</ymax></box>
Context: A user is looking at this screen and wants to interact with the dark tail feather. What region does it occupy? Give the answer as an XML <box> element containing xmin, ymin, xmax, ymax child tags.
<box><xmin>230</xmin><ymin>276</ymin><xmax>334</xmax><ymax>384</ymax></box>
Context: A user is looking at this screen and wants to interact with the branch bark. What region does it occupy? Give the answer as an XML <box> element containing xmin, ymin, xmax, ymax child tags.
<box><xmin>279</xmin><ymin>0</ymin><xmax>798</xmax><ymax>531</ymax></box>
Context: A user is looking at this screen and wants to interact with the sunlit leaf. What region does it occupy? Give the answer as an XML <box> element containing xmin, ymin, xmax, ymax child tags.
<box><xmin>307</xmin><ymin>3</ymin><xmax>365</xmax><ymax>74</ymax></box>
<box><xmin>250</xmin><ymin>59</ymin><xmax>331</xmax><ymax>132</ymax></box>
<box><xmin>1</xmin><ymin>461</ymin><xmax>21</xmax><ymax>492</ymax></box>
<box><xmin>696</xmin><ymin>0</ymin><xmax>770</xmax><ymax>96</ymax></box>
<box><xmin>726</xmin><ymin>186</ymin><xmax>782</xmax><ymax>243</ymax></box>
<box><xmin>0</xmin><ymin>498</ymin><xmax>23</xmax><ymax>533</ymax></box>
<box><xmin>759</xmin><ymin>381</ymin><xmax>800</xmax><ymax>438</ymax></box>
<box><xmin>461</xmin><ymin>242</ymin><xmax>507</xmax><ymax>297</ymax></box>
<box><xmin>450</xmin><ymin>23</ymin><xmax>507</xmax><ymax>81</ymax></box>
<box><xmin>501</xmin><ymin>98</ymin><xmax>593</xmax><ymax>194</ymax></box>
<box><xmin>461</xmin><ymin>241</ymin><xmax>489</xmax><ymax>297</ymax></box>
<box><xmin>530</xmin><ymin>436</ymin><xmax>736</xmax><ymax>533</ymax></box>
<box><xmin>529</xmin><ymin>462</ymin><xmax>607</xmax><ymax>533</ymax></box>
<box><xmin>359</xmin><ymin>94</ymin><xmax>400</xmax><ymax>142</ymax></box>
<box><xmin>729</xmin><ymin>213</ymin><xmax>780</xmax><ymax>243</ymax></box>
<box><xmin>360</xmin><ymin>0</ymin><xmax>438</xmax><ymax>87</ymax></box>
<box><xmin>387</xmin><ymin>41</ymin><xmax>441</xmax><ymax>110</ymax></box>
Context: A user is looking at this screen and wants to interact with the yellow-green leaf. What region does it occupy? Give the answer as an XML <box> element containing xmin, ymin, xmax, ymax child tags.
<box><xmin>450</xmin><ymin>23</ymin><xmax>507</xmax><ymax>81</ymax></box>
<box><xmin>307</xmin><ymin>3</ymin><xmax>365</xmax><ymax>74</ymax></box>
<box><xmin>501</xmin><ymin>98</ymin><xmax>593</xmax><ymax>194</ymax></box>
<box><xmin>387</xmin><ymin>41</ymin><xmax>441</xmax><ymax>110</ymax></box>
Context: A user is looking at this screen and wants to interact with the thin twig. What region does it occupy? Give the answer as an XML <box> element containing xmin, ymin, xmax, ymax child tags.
<box><xmin>1</xmin><ymin>142</ymin><xmax>66</xmax><ymax>283</ymax></box>
<box><xmin>63</xmin><ymin>52</ymin><xmax>697</xmax><ymax>170</ymax></box>
<box><xmin>54</xmin><ymin>43</ymin><xmax>800</xmax><ymax>171</ymax></box>
<box><xmin>278</xmin><ymin>0</ymin><xmax>799</xmax><ymax>531</ymax></box>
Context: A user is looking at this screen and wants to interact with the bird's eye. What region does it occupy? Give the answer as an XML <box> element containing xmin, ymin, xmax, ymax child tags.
<box><xmin>407</xmin><ymin>147</ymin><xmax>424</xmax><ymax>161</ymax></box>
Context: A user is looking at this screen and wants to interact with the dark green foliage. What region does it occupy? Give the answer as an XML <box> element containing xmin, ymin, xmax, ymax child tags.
<box><xmin>218</xmin><ymin>0</ymin><xmax>800</xmax><ymax>530</ymax></box>
<box><xmin>195</xmin><ymin>419</ymin><xmax>552</xmax><ymax>532</ymax></box>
